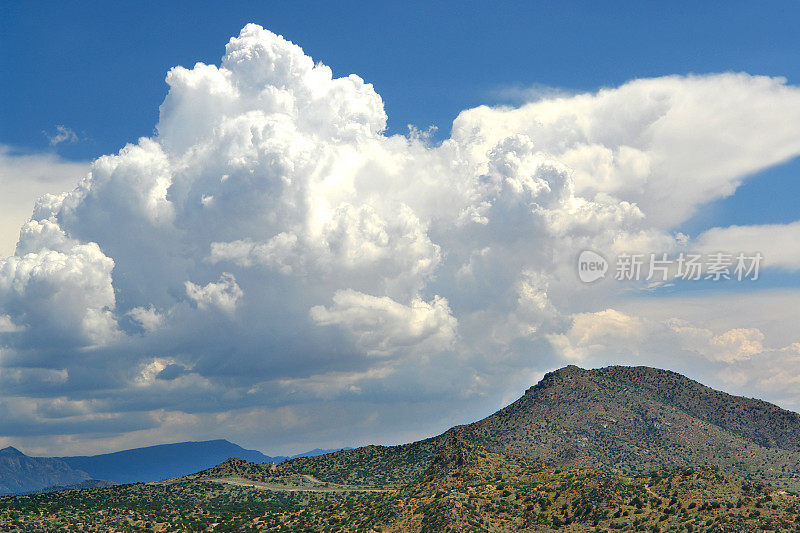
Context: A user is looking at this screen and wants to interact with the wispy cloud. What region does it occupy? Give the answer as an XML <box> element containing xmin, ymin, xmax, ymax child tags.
<box><xmin>44</xmin><ymin>124</ymin><xmax>81</xmax><ymax>146</ymax></box>
<box><xmin>488</xmin><ymin>82</ymin><xmax>578</xmax><ymax>105</ymax></box>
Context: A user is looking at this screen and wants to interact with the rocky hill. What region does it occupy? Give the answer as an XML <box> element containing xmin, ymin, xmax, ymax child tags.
<box><xmin>463</xmin><ymin>365</ymin><xmax>800</xmax><ymax>488</ymax></box>
<box><xmin>266</xmin><ymin>365</ymin><xmax>800</xmax><ymax>490</ymax></box>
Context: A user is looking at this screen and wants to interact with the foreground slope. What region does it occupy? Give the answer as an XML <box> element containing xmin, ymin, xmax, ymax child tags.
<box><xmin>3</xmin><ymin>436</ymin><xmax>800</xmax><ymax>532</ymax></box>
<box><xmin>315</xmin><ymin>436</ymin><xmax>800</xmax><ymax>532</ymax></box>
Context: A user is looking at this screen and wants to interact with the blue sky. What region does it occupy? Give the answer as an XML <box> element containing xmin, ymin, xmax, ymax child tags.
<box><xmin>2</xmin><ymin>3</ymin><xmax>800</xmax><ymax>455</ymax></box>
<box><xmin>4</xmin><ymin>2</ymin><xmax>800</xmax><ymax>153</ymax></box>
<box><xmin>4</xmin><ymin>1</ymin><xmax>800</xmax><ymax>234</ymax></box>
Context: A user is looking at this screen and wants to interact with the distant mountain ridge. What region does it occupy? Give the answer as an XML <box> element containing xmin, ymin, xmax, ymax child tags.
<box><xmin>0</xmin><ymin>446</ymin><xmax>92</xmax><ymax>494</ymax></box>
<box><xmin>56</xmin><ymin>439</ymin><xmax>273</xmax><ymax>485</ymax></box>
<box><xmin>1</xmin><ymin>439</ymin><xmax>352</xmax><ymax>493</ymax></box>
<box><xmin>291</xmin><ymin>447</ymin><xmax>353</xmax><ymax>459</ymax></box>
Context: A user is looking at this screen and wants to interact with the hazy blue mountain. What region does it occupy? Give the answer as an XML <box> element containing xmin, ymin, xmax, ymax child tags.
<box><xmin>290</xmin><ymin>447</ymin><xmax>353</xmax><ymax>459</ymax></box>
<box><xmin>0</xmin><ymin>447</ymin><xmax>92</xmax><ymax>494</ymax></box>
<box><xmin>2</xmin><ymin>440</ymin><xmax>354</xmax><ymax>492</ymax></box>
<box><xmin>57</xmin><ymin>439</ymin><xmax>275</xmax><ymax>484</ymax></box>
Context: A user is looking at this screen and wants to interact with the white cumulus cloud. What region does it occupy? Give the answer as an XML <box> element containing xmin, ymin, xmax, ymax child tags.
<box><xmin>2</xmin><ymin>24</ymin><xmax>800</xmax><ymax>452</ymax></box>
<box><xmin>185</xmin><ymin>272</ymin><xmax>243</xmax><ymax>314</ymax></box>
<box><xmin>310</xmin><ymin>290</ymin><xmax>457</xmax><ymax>356</ymax></box>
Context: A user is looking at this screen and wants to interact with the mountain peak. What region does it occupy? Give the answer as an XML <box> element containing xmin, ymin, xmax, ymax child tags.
<box><xmin>524</xmin><ymin>364</ymin><xmax>587</xmax><ymax>395</ymax></box>
<box><xmin>467</xmin><ymin>364</ymin><xmax>800</xmax><ymax>488</ymax></box>
<box><xmin>547</xmin><ymin>364</ymin><xmax>584</xmax><ymax>376</ymax></box>
<box><xmin>0</xmin><ymin>446</ymin><xmax>24</xmax><ymax>456</ymax></box>
<box><xmin>0</xmin><ymin>448</ymin><xmax>91</xmax><ymax>494</ymax></box>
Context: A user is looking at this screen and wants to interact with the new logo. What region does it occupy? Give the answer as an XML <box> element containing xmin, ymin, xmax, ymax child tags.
<box><xmin>578</xmin><ymin>250</ymin><xmax>608</xmax><ymax>283</ymax></box>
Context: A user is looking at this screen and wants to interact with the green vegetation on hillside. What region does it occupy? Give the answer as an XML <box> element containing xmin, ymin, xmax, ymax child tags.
<box><xmin>187</xmin><ymin>435</ymin><xmax>445</xmax><ymax>489</ymax></box>
<box><xmin>2</xmin><ymin>436</ymin><xmax>800</xmax><ymax>532</ymax></box>
<box><xmin>463</xmin><ymin>366</ymin><xmax>800</xmax><ymax>489</ymax></box>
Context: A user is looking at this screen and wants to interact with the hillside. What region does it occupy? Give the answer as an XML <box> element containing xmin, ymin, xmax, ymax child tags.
<box><xmin>313</xmin><ymin>436</ymin><xmax>800</xmax><ymax>532</ymax></box>
<box><xmin>3</xmin><ymin>437</ymin><xmax>800</xmax><ymax>532</ymax></box>
<box><xmin>207</xmin><ymin>365</ymin><xmax>800</xmax><ymax>490</ymax></box>
<box><xmin>463</xmin><ymin>365</ymin><xmax>800</xmax><ymax>488</ymax></box>
<box><xmin>31</xmin><ymin>479</ymin><xmax>117</xmax><ymax>494</ymax></box>
<box><xmin>0</xmin><ymin>447</ymin><xmax>93</xmax><ymax>495</ymax></box>
<box><xmin>275</xmin><ymin>436</ymin><xmax>446</xmax><ymax>488</ymax></box>
<box><xmin>183</xmin><ymin>437</ymin><xmax>444</xmax><ymax>489</ymax></box>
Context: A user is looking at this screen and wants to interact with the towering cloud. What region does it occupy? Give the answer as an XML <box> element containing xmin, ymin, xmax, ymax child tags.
<box><xmin>2</xmin><ymin>24</ymin><xmax>800</xmax><ymax>453</ymax></box>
